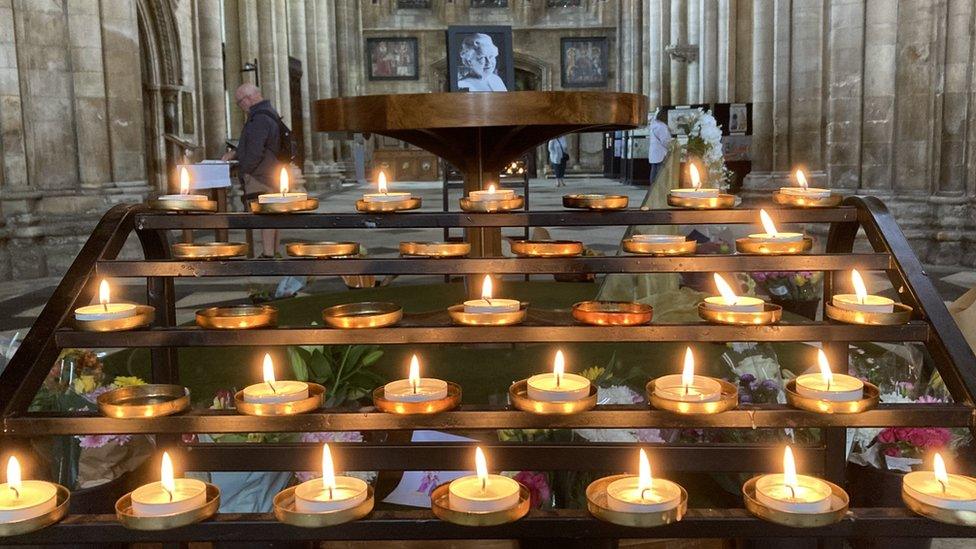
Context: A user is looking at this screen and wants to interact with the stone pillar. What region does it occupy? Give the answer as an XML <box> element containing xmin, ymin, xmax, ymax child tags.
<box><xmin>770</xmin><ymin>0</ymin><xmax>791</xmax><ymax>172</ymax></box>
<box><xmin>256</xmin><ymin>1</ymin><xmax>280</xmax><ymax>111</ymax></box>
<box><xmin>734</xmin><ymin>0</ymin><xmax>753</xmax><ymax>101</ymax></box>
<box><xmin>937</xmin><ymin>0</ymin><xmax>972</xmax><ymax>196</ymax></box>
<box><xmin>288</xmin><ymin>0</ymin><xmax>313</xmax><ymax>172</ymax></box>
<box><xmin>669</xmin><ymin>0</ymin><xmax>687</xmax><ymax>103</ymax></box>
<box><xmin>699</xmin><ymin>0</ymin><xmax>721</xmax><ymax>103</ymax></box>
<box><xmin>307</xmin><ymin>0</ymin><xmax>340</xmax><ymax>170</ymax></box>
<box><xmin>749</xmin><ymin>0</ymin><xmax>773</xmax><ymax>173</ymax></box>
<box><xmin>273</xmin><ymin>0</ymin><xmax>291</xmax><ymax>128</ymax></box>
<box><xmin>893</xmin><ymin>0</ymin><xmax>938</xmax><ymax>195</ymax></box>
<box><xmin>335</xmin><ymin>0</ymin><xmax>364</xmax><ymax>98</ymax></box>
<box><xmin>788</xmin><ymin>0</ymin><xmax>824</xmax><ymax>171</ymax></box>
<box><xmin>617</xmin><ymin>0</ymin><xmax>641</xmax><ymax>93</ymax></box>
<box><xmin>0</xmin><ymin>0</ymin><xmax>26</xmax><ymax>190</ymax></box>
<box><xmin>686</xmin><ymin>0</ymin><xmax>700</xmax><ymax>102</ymax></box>
<box><xmin>66</xmin><ymin>0</ymin><xmax>111</xmax><ymax>190</ymax></box>
<box><xmin>825</xmin><ymin>0</ymin><xmax>864</xmax><ymax>190</ymax></box>
<box><xmin>860</xmin><ymin>0</ymin><xmax>897</xmax><ymax>192</ymax></box>
<box><xmin>198</xmin><ymin>0</ymin><xmax>228</xmax><ymax>159</ymax></box>
<box><xmin>101</xmin><ymin>0</ymin><xmax>146</xmax><ymax>185</ymax></box>
<box><xmin>716</xmin><ymin>0</ymin><xmax>734</xmax><ymax>101</ymax></box>
<box><xmin>647</xmin><ymin>0</ymin><xmax>671</xmax><ymax>107</ymax></box>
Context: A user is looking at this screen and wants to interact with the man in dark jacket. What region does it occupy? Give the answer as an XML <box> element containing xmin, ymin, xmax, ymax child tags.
<box><xmin>222</xmin><ymin>83</ymin><xmax>282</xmax><ymax>256</ymax></box>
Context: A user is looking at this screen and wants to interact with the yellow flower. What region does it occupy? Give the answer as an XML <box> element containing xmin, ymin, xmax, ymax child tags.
<box><xmin>793</xmin><ymin>274</ymin><xmax>807</xmax><ymax>286</ymax></box>
<box><xmin>579</xmin><ymin>366</ymin><xmax>605</xmax><ymax>382</ymax></box>
<box><xmin>72</xmin><ymin>375</ymin><xmax>98</xmax><ymax>394</ymax></box>
<box><xmin>112</xmin><ymin>376</ymin><xmax>145</xmax><ymax>388</ymax></box>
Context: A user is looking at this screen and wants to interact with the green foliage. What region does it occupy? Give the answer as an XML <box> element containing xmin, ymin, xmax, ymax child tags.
<box><xmin>287</xmin><ymin>345</ymin><xmax>384</xmax><ymax>407</ymax></box>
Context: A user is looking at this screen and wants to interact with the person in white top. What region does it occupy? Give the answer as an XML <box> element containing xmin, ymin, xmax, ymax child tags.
<box><xmin>547</xmin><ymin>136</ymin><xmax>569</xmax><ymax>187</ymax></box>
<box><xmin>647</xmin><ymin>109</ymin><xmax>673</xmax><ymax>186</ymax></box>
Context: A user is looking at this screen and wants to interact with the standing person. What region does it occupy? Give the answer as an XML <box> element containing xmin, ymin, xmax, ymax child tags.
<box><xmin>547</xmin><ymin>135</ymin><xmax>569</xmax><ymax>188</ymax></box>
<box><xmin>222</xmin><ymin>83</ymin><xmax>284</xmax><ymax>257</ymax></box>
<box><xmin>648</xmin><ymin>108</ymin><xmax>673</xmax><ymax>186</ymax></box>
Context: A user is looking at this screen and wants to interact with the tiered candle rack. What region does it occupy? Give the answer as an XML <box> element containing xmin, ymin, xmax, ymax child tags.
<box><xmin>0</xmin><ymin>197</ymin><xmax>975</xmax><ymax>545</ymax></box>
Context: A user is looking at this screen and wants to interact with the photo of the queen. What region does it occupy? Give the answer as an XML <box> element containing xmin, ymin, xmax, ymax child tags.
<box><xmin>446</xmin><ymin>26</ymin><xmax>514</xmax><ymax>92</ymax></box>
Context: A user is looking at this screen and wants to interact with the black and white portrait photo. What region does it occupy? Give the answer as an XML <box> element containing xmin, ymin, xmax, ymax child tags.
<box><xmin>446</xmin><ymin>26</ymin><xmax>514</xmax><ymax>92</ymax></box>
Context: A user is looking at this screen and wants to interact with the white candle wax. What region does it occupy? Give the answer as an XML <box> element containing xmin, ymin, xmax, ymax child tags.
<box><xmin>74</xmin><ymin>302</ymin><xmax>137</xmax><ymax>322</ymax></box>
<box><xmin>746</xmin><ymin>232</ymin><xmax>804</xmax><ymax>243</ymax></box>
<box><xmin>795</xmin><ymin>372</ymin><xmax>864</xmax><ymax>402</ymax></box>
<box><xmin>157</xmin><ymin>194</ymin><xmax>208</xmax><ymax>201</ymax></box>
<box><xmin>653</xmin><ymin>374</ymin><xmax>723</xmax><ymax>403</ymax></box>
<box><xmin>670</xmin><ymin>188</ymin><xmax>720</xmax><ymax>199</ymax></box>
<box><xmin>241</xmin><ymin>380</ymin><xmax>309</xmax><ymax>404</ymax></box>
<box><xmin>903</xmin><ymin>471</ymin><xmax>976</xmax><ymax>512</ymax></box>
<box><xmin>0</xmin><ymin>480</ymin><xmax>57</xmax><ymax>523</ymax></box>
<box><xmin>832</xmin><ymin>294</ymin><xmax>894</xmax><ymax>314</ymax></box>
<box><xmin>703</xmin><ymin>296</ymin><xmax>765</xmax><ymax>313</ymax></box>
<box><xmin>526</xmin><ymin>372</ymin><xmax>590</xmax><ymax>402</ymax></box>
<box><xmin>631</xmin><ymin>234</ymin><xmax>686</xmax><ymax>244</ymax></box>
<box><xmin>131</xmin><ymin>478</ymin><xmax>207</xmax><ymax>516</ymax></box>
<box><xmin>448</xmin><ymin>474</ymin><xmax>520</xmax><ymax>513</ymax></box>
<box><xmin>468</xmin><ymin>188</ymin><xmax>515</xmax><ymax>202</ymax></box>
<box><xmin>606</xmin><ymin>476</ymin><xmax>682</xmax><ymax>513</ymax></box>
<box><xmin>383</xmin><ymin>377</ymin><xmax>448</xmax><ymax>403</ymax></box>
<box><xmin>755</xmin><ymin>473</ymin><xmax>832</xmax><ymax>514</ymax></box>
<box><xmin>780</xmin><ymin>186</ymin><xmax>831</xmax><ymax>199</ymax></box>
<box><xmin>577</xmin><ymin>194</ymin><xmax>607</xmax><ymax>200</ymax></box>
<box><xmin>294</xmin><ymin>476</ymin><xmax>369</xmax><ymax>513</ymax></box>
<box><xmin>462</xmin><ymin>298</ymin><xmax>521</xmax><ymax>314</ymax></box>
<box><xmin>363</xmin><ymin>192</ymin><xmax>411</xmax><ymax>203</ymax></box>
<box><xmin>258</xmin><ymin>192</ymin><xmax>307</xmax><ymax>204</ymax></box>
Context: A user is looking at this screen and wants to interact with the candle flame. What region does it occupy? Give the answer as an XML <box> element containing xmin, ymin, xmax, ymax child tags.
<box><xmin>689</xmin><ymin>164</ymin><xmax>701</xmax><ymax>190</ymax></box>
<box><xmin>759</xmin><ymin>209</ymin><xmax>779</xmax><ymax>237</ymax></box>
<box><xmin>553</xmin><ymin>350</ymin><xmax>565</xmax><ymax>387</ymax></box>
<box><xmin>409</xmin><ymin>354</ymin><xmax>420</xmax><ymax>393</ymax></box>
<box><xmin>783</xmin><ymin>446</ymin><xmax>798</xmax><ymax>490</ymax></box>
<box><xmin>322</xmin><ymin>444</ymin><xmax>337</xmax><ymax>497</ymax></box>
<box><xmin>481</xmin><ymin>275</ymin><xmax>493</xmax><ymax>301</ymax></box>
<box><xmin>713</xmin><ymin>273</ymin><xmax>739</xmax><ymax>304</ymax></box>
<box><xmin>851</xmin><ymin>269</ymin><xmax>868</xmax><ymax>304</ymax></box>
<box><xmin>378</xmin><ymin>171</ymin><xmax>388</xmax><ymax>194</ymax></box>
<box><xmin>180</xmin><ymin>166</ymin><xmax>190</xmax><ymax>196</ymax></box>
<box><xmin>681</xmin><ymin>347</ymin><xmax>695</xmax><ymax>388</ymax></box>
<box><xmin>475</xmin><ymin>447</ymin><xmax>488</xmax><ymax>491</ymax></box>
<box><xmin>279</xmin><ymin>167</ymin><xmax>289</xmax><ymax>194</ymax></box>
<box><xmin>795</xmin><ymin>169</ymin><xmax>808</xmax><ymax>190</ymax></box>
<box><xmin>6</xmin><ymin>456</ymin><xmax>21</xmax><ymax>492</ymax></box>
<box><xmin>934</xmin><ymin>453</ymin><xmax>949</xmax><ymax>487</ymax></box>
<box><xmin>160</xmin><ymin>451</ymin><xmax>176</xmax><ymax>494</ymax></box>
<box><xmin>262</xmin><ymin>353</ymin><xmax>276</xmax><ymax>386</ymax></box>
<box><xmin>637</xmin><ymin>448</ymin><xmax>652</xmax><ymax>493</ymax></box>
<box><xmin>98</xmin><ymin>279</ymin><xmax>111</xmax><ymax>306</ymax></box>
<box><xmin>817</xmin><ymin>349</ymin><xmax>834</xmax><ymax>387</ymax></box>
<box><xmin>488</xmin><ymin>184</ymin><xmax>496</xmax><ymax>193</ymax></box>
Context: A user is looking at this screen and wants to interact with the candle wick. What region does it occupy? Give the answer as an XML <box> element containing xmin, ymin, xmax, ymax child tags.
<box><xmin>683</xmin><ymin>384</ymin><xmax>690</xmax><ymax>396</ymax></box>
<box><xmin>640</xmin><ymin>488</ymin><xmax>653</xmax><ymax>502</ymax></box>
<box><xmin>826</xmin><ymin>378</ymin><xmax>831</xmax><ymax>392</ymax></box>
<box><xmin>9</xmin><ymin>486</ymin><xmax>18</xmax><ymax>500</ymax></box>
<box><xmin>328</xmin><ymin>486</ymin><xmax>334</xmax><ymax>500</ymax></box>
<box><xmin>102</xmin><ymin>301</ymin><xmax>109</xmax><ymax>312</ymax></box>
<box><xmin>163</xmin><ymin>486</ymin><xmax>173</xmax><ymax>503</ymax></box>
<box><xmin>267</xmin><ymin>381</ymin><xmax>277</xmax><ymax>394</ymax></box>
<box><xmin>484</xmin><ymin>296</ymin><xmax>492</xmax><ymax>306</ymax></box>
<box><xmin>481</xmin><ymin>477</ymin><xmax>487</xmax><ymax>492</ymax></box>
<box><xmin>939</xmin><ymin>479</ymin><xmax>947</xmax><ymax>495</ymax></box>
<box><xmin>786</xmin><ymin>484</ymin><xmax>796</xmax><ymax>501</ymax></box>
<box><xmin>412</xmin><ymin>379</ymin><xmax>418</xmax><ymax>395</ymax></box>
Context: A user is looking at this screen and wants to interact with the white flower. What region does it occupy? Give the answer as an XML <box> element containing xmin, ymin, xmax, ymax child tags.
<box><xmin>596</xmin><ymin>385</ymin><xmax>643</xmax><ymax>405</ymax></box>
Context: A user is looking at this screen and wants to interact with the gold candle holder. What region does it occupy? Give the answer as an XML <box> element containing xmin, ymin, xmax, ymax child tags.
<box><xmin>372</xmin><ymin>382</ymin><xmax>462</xmax><ymax>415</ymax></box>
<box><xmin>447</xmin><ymin>303</ymin><xmax>527</xmax><ymax>326</ymax></box>
<box><xmin>622</xmin><ymin>239</ymin><xmax>697</xmax><ymax>256</ymax></box>
<box><xmin>735</xmin><ymin>236</ymin><xmax>813</xmax><ymax>255</ymax></box>
<box><xmin>249</xmin><ymin>198</ymin><xmax>319</xmax><ymax>214</ymax></box>
<box><xmin>742</xmin><ymin>475</ymin><xmax>849</xmax><ymax>528</ymax></box>
<box><xmin>74</xmin><ymin>304</ymin><xmax>155</xmax><ymax>332</ymax></box>
<box><xmin>195</xmin><ymin>305</ymin><xmax>277</xmax><ymax>329</ymax></box>
<box><xmin>0</xmin><ymin>483</ymin><xmax>70</xmax><ymax>537</ymax></box>
<box><xmin>273</xmin><ymin>485</ymin><xmax>374</xmax><ymax>528</ymax></box>
<box><xmin>430</xmin><ymin>482</ymin><xmax>530</xmax><ymax>526</ymax></box>
<box><xmin>902</xmin><ymin>485</ymin><xmax>976</xmax><ymax>526</ymax></box>
<box><xmin>148</xmin><ymin>198</ymin><xmax>217</xmax><ymax>212</ymax></box>
<box><xmin>825</xmin><ymin>302</ymin><xmax>913</xmax><ymax>325</ymax></box>
<box><xmin>508</xmin><ymin>379</ymin><xmax>597</xmax><ymax>415</ymax></box>
<box><xmin>234</xmin><ymin>382</ymin><xmax>325</xmax><ymax>416</ymax></box>
<box><xmin>586</xmin><ymin>474</ymin><xmax>687</xmax><ymax>527</ymax></box>
<box><xmin>459</xmin><ymin>195</ymin><xmax>524</xmax><ymax>213</ymax></box>
<box><xmin>698</xmin><ymin>302</ymin><xmax>783</xmax><ymax>326</ymax></box>
<box><xmin>562</xmin><ymin>194</ymin><xmax>629</xmax><ymax>210</ymax></box>
<box><xmin>645</xmin><ymin>378</ymin><xmax>739</xmax><ymax>415</ymax></box>
<box><xmin>116</xmin><ymin>482</ymin><xmax>220</xmax><ymax>531</ymax></box>
<box><xmin>667</xmin><ymin>194</ymin><xmax>735</xmax><ymax>209</ymax></box>
<box><xmin>355</xmin><ymin>197</ymin><xmax>421</xmax><ymax>213</ymax></box>
<box><xmin>509</xmin><ymin>240</ymin><xmax>583</xmax><ymax>257</ymax></box>
<box><xmin>399</xmin><ymin>241</ymin><xmax>471</xmax><ymax>258</ymax></box>
<box><xmin>97</xmin><ymin>384</ymin><xmax>190</xmax><ymax>419</ymax></box>
<box><xmin>171</xmin><ymin>242</ymin><xmax>249</xmax><ymax>260</ymax></box>
<box><xmin>772</xmin><ymin>191</ymin><xmax>843</xmax><ymax>208</ymax></box>
<box><xmin>322</xmin><ymin>302</ymin><xmax>402</xmax><ymax>329</ymax></box>
<box><xmin>286</xmin><ymin>241</ymin><xmax>360</xmax><ymax>258</ymax></box>
<box><xmin>784</xmin><ymin>379</ymin><xmax>880</xmax><ymax>415</ymax></box>
<box><xmin>572</xmin><ymin>301</ymin><xmax>653</xmax><ymax>326</ymax></box>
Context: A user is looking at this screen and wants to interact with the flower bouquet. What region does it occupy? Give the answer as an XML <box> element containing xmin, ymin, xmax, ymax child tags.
<box><xmin>751</xmin><ymin>270</ymin><xmax>823</xmax><ymax>319</ymax></box>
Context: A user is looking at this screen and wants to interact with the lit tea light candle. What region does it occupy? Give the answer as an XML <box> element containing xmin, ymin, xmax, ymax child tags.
<box><xmin>670</xmin><ymin>164</ymin><xmax>719</xmax><ymax>199</ymax></box>
<box><xmin>258</xmin><ymin>167</ymin><xmax>307</xmax><ymax>204</ymax></box>
<box><xmin>780</xmin><ymin>169</ymin><xmax>830</xmax><ymax>199</ymax></box>
<box><xmin>468</xmin><ymin>184</ymin><xmax>514</xmax><ymax>202</ymax></box>
<box><xmin>832</xmin><ymin>269</ymin><xmax>895</xmax><ymax>313</ymax></box>
<box><xmin>755</xmin><ymin>446</ymin><xmax>832</xmax><ymax>514</ymax></box>
<box><xmin>0</xmin><ymin>456</ymin><xmax>58</xmax><ymax>523</ymax></box>
<box><xmin>747</xmin><ymin>209</ymin><xmax>804</xmax><ymax>243</ymax></box>
<box><xmin>74</xmin><ymin>279</ymin><xmax>137</xmax><ymax>321</ymax></box>
<box><xmin>606</xmin><ymin>449</ymin><xmax>682</xmax><ymax>513</ymax></box>
<box><xmin>363</xmin><ymin>172</ymin><xmax>411</xmax><ymax>203</ymax></box>
<box><xmin>157</xmin><ymin>166</ymin><xmax>208</xmax><ymax>202</ymax></box>
<box><xmin>241</xmin><ymin>354</ymin><xmax>309</xmax><ymax>404</ymax></box>
<box><xmin>526</xmin><ymin>350</ymin><xmax>591</xmax><ymax>402</ymax></box>
<box><xmin>463</xmin><ymin>275</ymin><xmax>520</xmax><ymax>314</ymax></box>
<box><xmin>131</xmin><ymin>452</ymin><xmax>207</xmax><ymax>516</ymax></box>
<box><xmin>903</xmin><ymin>453</ymin><xmax>976</xmax><ymax>512</ymax></box>
<box><xmin>448</xmin><ymin>447</ymin><xmax>521</xmax><ymax>513</ymax></box>
<box><xmin>653</xmin><ymin>347</ymin><xmax>722</xmax><ymax>403</ymax></box>
<box><xmin>294</xmin><ymin>444</ymin><xmax>369</xmax><ymax>513</ymax></box>
<box><xmin>630</xmin><ymin>234</ymin><xmax>686</xmax><ymax>244</ymax></box>
<box><xmin>382</xmin><ymin>354</ymin><xmax>448</xmax><ymax>403</ymax></box>
<box><xmin>704</xmin><ymin>274</ymin><xmax>765</xmax><ymax>313</ymax></box>
<box><xmin>795</xmin><ymin>349</ymin><xmax>864</xmax><ymax>402</ymax></box>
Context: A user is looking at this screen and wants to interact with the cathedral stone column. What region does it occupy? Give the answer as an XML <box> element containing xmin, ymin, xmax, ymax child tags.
<box><xmin>198</xmin><ymin>0</ymin><xmax>228</xmax><ymax>160</ymax></box>
<box><xmin>748</xmin><ymin>0</ymin><xmax>773</xmax><ymax>174</ymax></box>
<box><xmin>669</xmin><ymin>0</ymin><xmax>688</xmax><ymax>103</ymax></box>
<box><xmin>686</xmin><ymin>0</ymin><xmax>700</xmax><ymax>102</ymax></box>
<box><xmin>307</xmin><ymin>0</ymin><xmax>340</xmax><ymax>173</ymax></box>
<box><xmin>66</xmin><ymin>0</ymin><xmax>111</xmax><ymax>191</ymax></box>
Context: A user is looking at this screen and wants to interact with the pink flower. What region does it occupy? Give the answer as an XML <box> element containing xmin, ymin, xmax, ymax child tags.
<box><xmin>77</xmin><ymin>434</ymin><xmax>131</xmax><ymax>448</ymax></box>
<box><xmin>513</xmin><ymin>471</ymin><xmax>551</xmax><ymax>509</ymax></box>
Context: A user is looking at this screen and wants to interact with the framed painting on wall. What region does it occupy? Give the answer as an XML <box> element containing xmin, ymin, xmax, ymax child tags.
<box><xmin>446</xmin><ymin>25</ymin><xmax>514</xmax><ymax>92</ymax></box>
<box><xmin>560</xmin><ymin>37</ymin><xmax>609</xmax><ymax>88</ymax></box>
<box><xmin>396</xmin><ymin>0</ymin><xmax>430</xmax><ymax>8</ymax></box>
<box><xmin>366</xmin><ymin>37</ymin><xmax>419</xmax><ymax>81</ymax></box>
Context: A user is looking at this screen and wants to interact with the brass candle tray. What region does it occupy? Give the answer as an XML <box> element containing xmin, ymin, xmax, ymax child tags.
<box><xmin>234</xmin><ymin>382</ymin><xmax>325</xmax><ymax>416</ymax></box>
<box><xmin>273</xmin><ymin>485</ymin><xmax>375</xmax><ymax>528</ymax></box>
<box><xmin>97</xmin><ymin>384</ymin><xmax>190</xmax><ymax>419</ymax></box>
<box><xmin>772</xmin><ymin>191</ymin><xmax>843</xmax><ymax>208</ymax></box>
<box><xmin>586</xmin><ymin>474</ymin><xmax>687</xmax><ymax>527</ymax></box>
<box><xmin>286</xmin><ymin>241</ymin><xmax>360</xmax><ymax>258</ymax></box>
<box><xmin>148</xmin><ymin>197</ymin><xmax>217</xmax><ymax>212</ymax></box>
<box><xmin>509</xmin><ymin>379</ymin><xmax>597</xmax><ymax>415</ymax></box>
<box><xmin>667</xmin><ymin>194</ymin><xmax>736</xmax><ymax>209</ymax></box>
<box><xmin>249</xmin><ymin>198</ymin><xmax>319</xmax><ymax>214</ymax></box>
<box><xmin>784</xmin><ymin>379</ymin><xmax>880</xmax><ymax>415</ymax></box>
<box><xmin>622</xmin><ymin>238</ymin><xmax>696</xmax><ymax>256</ymax></box>
<box><xmin>902</xmin><ymin>485</ymin><xmax>976</xmax><ymax>526</ymax></box>
<box><xmin>742</xmin><ymin>476</ymin><xmax>849</xmax><ymax>528</ymax></box>
<box><xmin>116</xmin><ymin>482</ymin><xmax>220</xmax><ymax>531</ymax></box>
<box><xmin>322</xmin><ymin>302</ymin><xmax>402</xmax><ymax>329</ymax></box>
<box><xmin>196</xmin><ymin>305</ymin><xmax>277</xmax><ymax>329</ymax></box>
<box><xmin>447</xmin><ymin>303</ymin><xmax>527</xmax><ymax>326</ymax></box>
<box><xmin>74</xmin><ymin>304</ymin><xmax>155</xmax><ymax>332</ymax></box>
<box><xmin>698</xmin><ymin>302</ymin><xmax>783</xmax><ymax>326</ymax></box>
<box><xmin>459</xmin><ymin>195</ymin><xmax>524</xmax><ymax>213</ymax></box>
<box><xmin>572</xmin><ymin>301</ymin><xmax>653</xmax><ymax>326</ymax></box>
<box><xmin>372</xmin><ymin>382</ymin><xmax>462</xmax><ymax>415</ymax></box>
<box><xmin>399</xmin><ymin>241</ymin><xmax>471</xmax><ymax>258</ymax></box>
<box><xmin>825</xmin><ymin>302</ymin><xmax>913</xmax><ymax>325</ymax></box>
<box><xmin>0</xmin><ymin>483</ymin><xmax>69</xmax><ymax>537</ymax></box>
<box><xmin>562</xmin><ymin>194</ymin><xmax>629</xmax><ymax>210</ymax></box>
<box><xmin>430</xmin><ymin>482</ymin><xmax>530</xmax><ymax>526</ymax></box>
<box><xmin>735</xmin><ymin>236</ymin><xmax>813</xmax><ymax>255</ymax></box>
<box><xmin>646</xmin><ymin>378</ymin><xmax>739</xmax><ymax>415</ymax></box>
<box><xmin>355</xmin><ymin>197</ymin><xmax>421</xmax><ymax>213</ymax></box>
<box><xmin>510</xmin><ymin>239</ymin><xmax>583</xmax><ymax>257</ymax></box>
<box><xmin>171</xmin><ymin>242</ymin><xmax>249</xmax><ymax>260</ymax></box>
